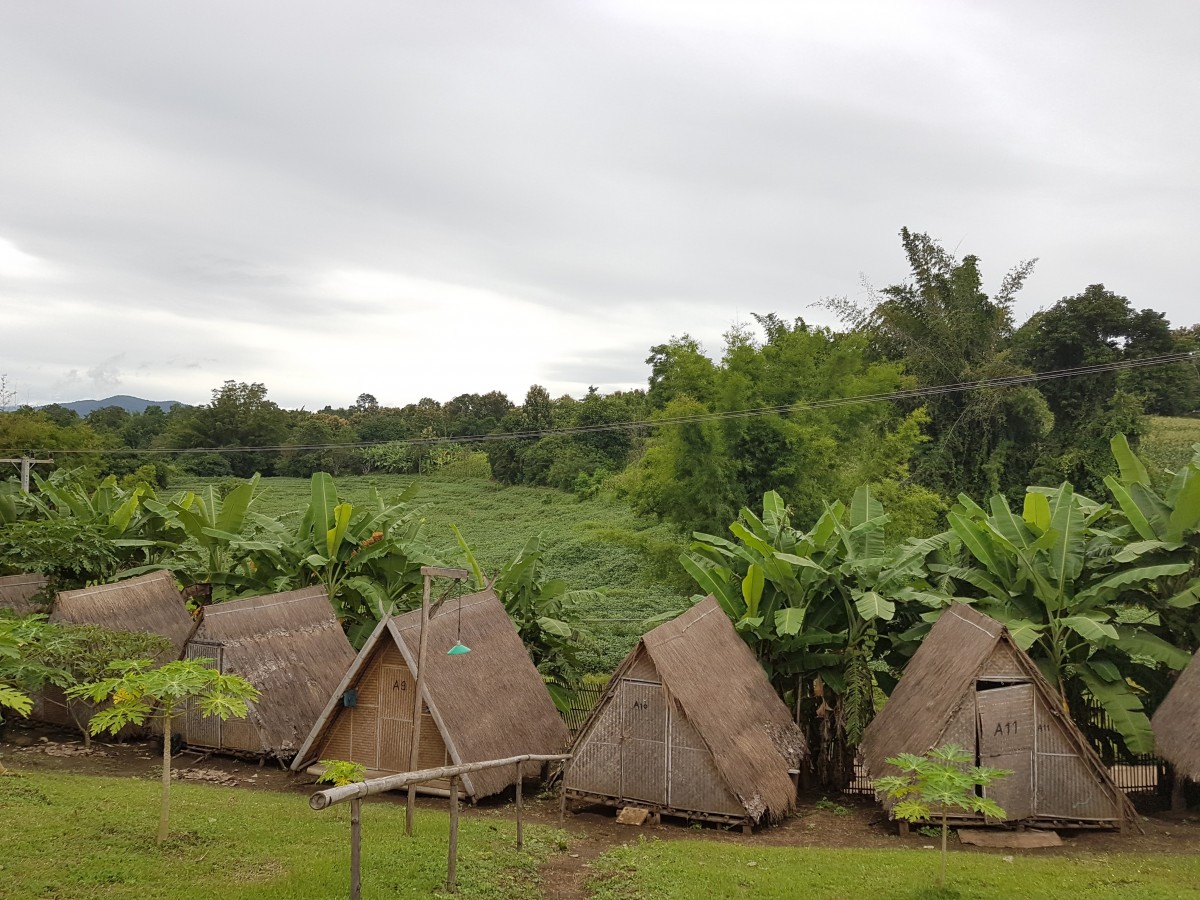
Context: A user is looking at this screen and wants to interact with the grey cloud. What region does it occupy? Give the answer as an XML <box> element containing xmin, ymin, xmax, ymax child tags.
<box><xmin>0</xmin><ymin>1</ymin><xmax>1197</xmax><ymax>408</ymax></box>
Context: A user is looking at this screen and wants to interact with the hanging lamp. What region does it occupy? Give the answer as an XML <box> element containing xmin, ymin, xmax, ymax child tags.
<box><xmin>447</xmin><ymin>585</ymin><xmax>471</xmax><ymax>655</ymax></box>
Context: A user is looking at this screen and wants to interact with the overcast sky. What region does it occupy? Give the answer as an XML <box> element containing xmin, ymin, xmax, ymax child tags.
<box><xmin>1</xmin><ymin>1</ymin><xmax>1196</xmax><ymax>410</ymax></box>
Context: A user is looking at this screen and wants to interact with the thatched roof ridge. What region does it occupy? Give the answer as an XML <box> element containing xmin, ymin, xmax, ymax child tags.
<box><xmin>388</xmin><ymin>589</ymin><xmax>571</xmax><ymax>798</ymax></box>
<box><xmin>0</xmin><ymin>573</ymin><xmax>50</xmax><ymax>615</ymax></box>
<box><xmin>50</xmin><ymin>570</ymin><xmax>194</xmax><ymax>662</ymax></box>
<box><xmin>860</xmin><ymin>603</ymin><xmax>1002</xmax><ymax>779</ymax></box>
<box><xmin>191</xmin><ymin>586</ymin><xmax>356</xmax><ymax>757</ymax></box>
<box><xmin>1153</xmin><ymin>649</ymin><xmax>1200</xmax><ymax>779</ymax></box>
<box><xmin>639</xmin><ymin>596</ymin><xmax>806</xmax><ymax>823</ymax></box>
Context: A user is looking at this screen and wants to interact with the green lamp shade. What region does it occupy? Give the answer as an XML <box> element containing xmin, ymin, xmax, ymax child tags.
<box><xmin>447</xmin><ymin>641</ymin><xmax>471</xmax><ymax>656</ymax></box>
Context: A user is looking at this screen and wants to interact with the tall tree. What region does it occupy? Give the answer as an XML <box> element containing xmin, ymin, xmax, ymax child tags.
<box><xmin>833</xmin><ymin>228</ymin><xmax>1050</xmax><ymax>499</ymax></box>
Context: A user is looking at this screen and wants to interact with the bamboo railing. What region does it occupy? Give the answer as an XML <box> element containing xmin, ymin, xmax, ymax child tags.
<box><xmin>310</xmin><ymin>753</ymin><xmax>572</xmax><ymax>897</ymax></box>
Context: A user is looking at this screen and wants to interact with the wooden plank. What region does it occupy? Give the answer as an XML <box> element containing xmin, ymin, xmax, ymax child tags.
<box><xmin>957</xmin><ymin>828</ymin><xmax>1062</xmax><ymax>848</ymax></box>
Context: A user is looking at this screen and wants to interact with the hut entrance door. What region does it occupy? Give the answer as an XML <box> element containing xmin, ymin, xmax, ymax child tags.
<box><xmin>976</xmin><ymin>682</ymin><xmax>1034</xmax><ymax>820</ymax></box>
<box><xmin>619</xmin><ymin>679</ymin><xmax>667</xmax><ymax>805</ymax></box>
<box><xmin>184</xmin><ymin>641</ymin><xmax>224</xmax><ymax>748</ymax></box>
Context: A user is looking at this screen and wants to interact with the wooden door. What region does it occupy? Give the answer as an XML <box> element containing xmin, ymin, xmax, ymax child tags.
<box><xmin>976</xmin><ymin>683</ymin><xmax>1035</xmax><ymax>820</ymax></box>
<box><xmin>619</xmin><ymin>679</ymin><xmax>667</xmax><ymax>805</ymax></box>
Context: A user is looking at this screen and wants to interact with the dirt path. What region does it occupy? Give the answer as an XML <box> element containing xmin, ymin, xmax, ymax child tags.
<box><xmin>6</xmin><ymin>718</ymin><xmax>1200</xmax><ymax>899</ymax></box>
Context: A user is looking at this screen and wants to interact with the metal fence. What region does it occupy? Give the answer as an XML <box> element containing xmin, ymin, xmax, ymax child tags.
<box><xmin>559</xmin><ymin>682</ymin><xmax>606</xmax><ymax>737</ymax></box>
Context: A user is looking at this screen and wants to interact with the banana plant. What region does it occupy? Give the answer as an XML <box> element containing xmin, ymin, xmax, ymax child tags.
<box><xmin>683</xmin><ymin>486</ymin><xmax>949</xmax><ymax>789</ymax></box>
<box><xmin>26</xmin><ymin>469</ymin><xmax>180</xmax><ymax>565</ymax></box>
<box><xmin>1104</xmin><ymin>433</ymin><xmax>1200</xmax><ymax>651</ymax></box>
<box><xmin>242</xmin><ymin>473</ymin><xmax>444</xmax><ymax>645</ymax></box>
<box><xmin>938</xmin><ymin>480</ymin><xmax>1192</xmax><ymax>754</ymax></box>
<box><xmin>454</xmin><ymin>528</ymin><xmax>596</xmax><ymax>703</ymax></box>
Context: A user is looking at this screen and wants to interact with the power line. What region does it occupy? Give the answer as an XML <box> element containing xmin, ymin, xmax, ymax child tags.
<box><xmin>4</xmin><ymin>351</ymin><xmax>1195</xmax><ymax>456</ymax></box>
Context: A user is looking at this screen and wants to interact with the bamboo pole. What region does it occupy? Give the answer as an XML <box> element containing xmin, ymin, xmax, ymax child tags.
<box><xmin>349</xmin><ymin>798</ymin><xmax>362</xmax><ymax>900</ymax></box>
<box><xmin>447</xmin><ymin>776</ymin><xmax>460</xmax><ymax>893</ymax></box>
<box><xmin>515</xmin><ymin>760</ymin><xmax>523</xmax><ymax>850</ymax></box>
<box><xmin>406</xmin><ymin>573</ymin><xmax>432</xmax><ymax>836</ymax></box>
<box><xmin>310</xmin><ymin>754</ymin><xmax>572</xmax><ymax>810</ymax></box>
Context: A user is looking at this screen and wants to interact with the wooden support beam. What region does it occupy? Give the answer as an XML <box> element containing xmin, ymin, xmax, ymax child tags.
<box><xmin>349</xmin><ymin>797</ymin><xmax>362</xmax><ymax>900</ymax></box>
<box><xmin>406</xmin><ymin>572</ymin><xmax>432</xmax><ymax>837</ymax></box>
<box><xmin>447</xmin><ymin>775</ymin><xmax>460</xmax><ymax>893</ymax></box>
<box><xmin>515</xmin><ymin>760</ymin><xmax>524</xmax><ymax>850</ymax></box>
<box><xmin>419</xmin><ymin>566</ymin><xmax>471</xmax><ymax>580</ymax></box>
<box><xmin>310</xmin><ymin>753</ymin><xmax>572</xmax><ymax>810</ymax></box>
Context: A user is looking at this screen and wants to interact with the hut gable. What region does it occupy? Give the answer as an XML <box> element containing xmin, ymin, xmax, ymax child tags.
<box><xmin>293</xmin><ymin>589</ymin><xmax>570</xmax><ymax>800</ymax></box>
<box><xmin>49</xmin><ymin>570</ymin><xmax>194</xmax><ymax>662</ymax></box>
<box><xmin>1152</xmin><ymin>649</ymin><xmax>1200</xmax><ymax>780</ymax></box>
<box><xmin>183</xmin><ymin>586</ymin><xmax>356</xmax><ymax>757</ymax></box>
<box><xmin>0</xmin><ymin>573</ymin><xmax>50</xmax><ymax>615</ymax></box>
<box><xmin>861</xmin><ymin>604</ymin><xmax>1136</xmax><ymax>828</ymax></box>
<box><xmin>566</xmin><ymin>596</ymin><xmax>806</xmax><ymax>825</ymax></box>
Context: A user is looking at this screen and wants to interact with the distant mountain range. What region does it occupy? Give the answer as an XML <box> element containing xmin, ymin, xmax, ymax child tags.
<box><xmin>40</xmin><ymin>395</ymin><xmax>185</xmax><ymax>416</ymax></box>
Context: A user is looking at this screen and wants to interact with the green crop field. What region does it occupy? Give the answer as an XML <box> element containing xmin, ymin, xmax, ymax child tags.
<box><xmin>172</xmin><ymin>472</ymin><xmax>693</xmax><ymax>674</ymax></box>
<box><xmin>1140</xmin><ymin>416</ymin><xmax>1200</xmax><ymax>487</ymax></box>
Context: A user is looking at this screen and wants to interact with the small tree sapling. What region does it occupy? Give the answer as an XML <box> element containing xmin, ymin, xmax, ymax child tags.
<box><xmin>875</xmin><ymin>744</ymin><xmax>1011</xmax><ymax>889</ymax></box>
<box><xmin>68</xmin><ymin>657</ymin><xmax>259</xmax><ymax>844</ymax></box>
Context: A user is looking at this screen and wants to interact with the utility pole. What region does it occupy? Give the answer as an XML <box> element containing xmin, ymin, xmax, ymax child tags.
<box><xmin>1</xmin><ymin>456</ymin><xmax>53</xmax><ymax>493</ymax></box>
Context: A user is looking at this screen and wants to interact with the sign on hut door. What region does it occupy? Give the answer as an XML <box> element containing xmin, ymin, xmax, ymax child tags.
<box><xmin>976</xmin><ymin>683</ymin><xmax>1034</xmax><ymax>820</ymax></box>
<box><xmin>619</xmin><ymin>679</ymin><xmax>667</xmax><ymax>805</ymax></box>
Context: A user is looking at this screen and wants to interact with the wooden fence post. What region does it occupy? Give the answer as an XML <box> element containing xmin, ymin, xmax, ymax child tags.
<box><xmin>349</xmin><ymin>797</ymin><xmax>362</xmax><ymax>900</ymax></box>
<box><xmin>515</xmin><ymin>760</ymin><xmax>523</xmax><ymax>850</ymax></box>
<box><xmin>559</xmin><ymin>780</ymin><xmax>567</xmax><ymax>826</ymax></box>
<box><xmin>447</xmin><ymin>775</ymin><xmax>460</xmax><ymax>893</ymax></box>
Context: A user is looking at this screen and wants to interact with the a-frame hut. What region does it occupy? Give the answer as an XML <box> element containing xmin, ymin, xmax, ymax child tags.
<box><xmin>292</xmin><ymin>589</ymin><xmax>570</xmax><ymax>799</ymax></box>
<box><xmin>180</xmin><ymin>586</ymin><xmax>356</xmax><ymax>759</ymax></box>
<box><xmin>860</xmin><ymin>603</ymin><xmax>1136</xmax><ymax>829</ymax></box>
<box><xmin>0</xmin><ymin>573</ymin><xmax>50</xmax><ymax>615</ymax></box>
<box><xmin>41</xmin><ymin>570</ymin><xmax>196</xmax><ymax>727</ymax></box>
<box><xmin>564</xmin><ymin>596</ymin><xmax>806</xmax><ymax>827</ymax></box>
<box><xmin>1152</xmin><ymin>648</ymin><xmax>1200</xmax><ymax>782</ymax></box>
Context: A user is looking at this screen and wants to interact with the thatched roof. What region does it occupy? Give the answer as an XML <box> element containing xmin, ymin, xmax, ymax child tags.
<box><xmin>1153</xmin><ymin>648</ymin><xmax>1200</xmax><ymax>780</ymax></box>
<box><xmin>191</xmin><ymin>586</ymin><xmax>356</xmax><ymax>756</ymax></box>
<box><xmin>0</xmin><ymin>573</ymin><xmax>50</xmax><ymax>615</ymax></box>
<box><xmin>574</xmin><ymin>596</ymin><xmax>806</xmax><ymax>823</ymax></box>
<box><xmin>50</xmin><ymin>570</ymin><xmax>194</xmax><ymax>662</ymax></box>
<box><xmin>861</xmin><ymin>603</ymin><xmax>1003</xmax><ymax>776</ymax></box>
<box><xmin>294</xmin><ymin>589</ymin><xmax>570</xmax><ymax>798</ymax></box>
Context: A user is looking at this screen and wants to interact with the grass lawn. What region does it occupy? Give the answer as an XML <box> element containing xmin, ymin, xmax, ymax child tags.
<box><xmin>587</xmin><ymin>838</ymin><xmax>1200</xmax><ymax>900</ymax></box>
<box><xmin>173</xmin><ymin>473</ymin><xmax>692</xmax><ymax>673</ymax></box>
<box><xmin>0</xmin><ymin>769</ymin><xmax>564</xmax><ymax>900</ymax></box>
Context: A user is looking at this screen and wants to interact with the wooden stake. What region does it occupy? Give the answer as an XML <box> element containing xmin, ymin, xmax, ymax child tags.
<box><xmin>349</xmin><ymin>797</ymin><xmax>362</xmax><ymax>900</ymax></box>
<box><xmin>406</xmin><ymin>573</ymin><xmax>432</xmax><ymax>837</ymax></box>
<box><xmin>515</xmin><ymin>760</ymin><xmax>523</xmax><ymax>850</ymax></box>
<box><xmin>559</xmin><ymin>780</ymin><xmax>567</xmax><ymax>826</ymax></box>
<box><xmin>447</xmin><ymin>775</ymin><xmax>460</xmax><ymax>893</ymax></box>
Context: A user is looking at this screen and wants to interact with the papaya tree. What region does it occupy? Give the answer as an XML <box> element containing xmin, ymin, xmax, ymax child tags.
<box><xmin>68</xmin><ymin>657</ymin><xmax>259</xmax><ymax>843</ymax></box>
<box><xmin>682</xmin><ymin>487</ymin><xmax>949</xmax><ymax>789</ymax></box>
<box><xmin>938</xmin><ymin>480</ymin><xmax>1192</xmax><ymax>753</ymax></box>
